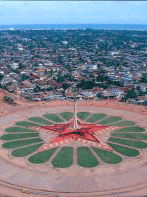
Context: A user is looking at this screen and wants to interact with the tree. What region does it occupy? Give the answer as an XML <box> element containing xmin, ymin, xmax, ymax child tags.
<box><xmin>136</xmin><ymin>86</ymin><xmax>144</xmax><ymax>96</ymax></box>
<box><xmin>89</xmin><ymin>74</ymin><xmax>94</xmax><ymax>79</ymax></box>
<box><xmin>58</xmin><ymin>55</ymin><xmax>63</xmax><ymax>64</ymax></box>
<box><xmin>34</xmin><ymin>85</ymin><xmax>41</xmax><ymax>93</ymax></box>
<box><xmin>7</xmin><ymin>65</ymin><xmax>11</xmax><ymax>69</ymax></box>
<box><xmin>35</xmin><ymin>55</ymin><xmax>41</xmax><ymax>58</ymax></box>
<box><xmin>62</xmin><ymin>83</ymin><xmax>70</xmax><ymax>90</ymax></box>
<box><xmin>141</xmin><ymin>74</ymin><xmax>147</xmax><ymax>83</ymax></box>
<box><xmin>3</xmin><ymin>95</ymin><xmax>14</xmax><ymax>105</ymax></box>
<box><xmin>18</xmin><ymin>63</ymin><xmax>24</xmax><ymax>69</ymax></box>
<box><xmin>6</xmin><ymin>82</ymin><xmax>12</xmax><ymax>86</ymax></box>
<box><xmin>77</xmin><ymin>80</ymin><xmax>95</xmax><ymax>90</ymax></box>
<box><xmin>65</xmin><ymin>64</ymin><xmax>72</xmax><ymax>71</ymax></box>
<box><xmin>20</xmin><ymin>74</ymin><xmax>29</xmax><ymax>81</ymax></box>
<box><xmin>12</xmin><ymin>69</ymin><xmax>19</xmax><ymax>73</ymax></box>
<box><xmin>120</xmin><ymin>96</ymin><xmax>127</xmax><ymax>102</ymax></box>
<box><xmin>96</xmin><ymin>75</ymin><xmax>108</xmax><ymax>82</ymax></box>
<box><xmin>0</xmin><ymin>74</ymin><xmax>3</xmax><ymax>81</ymax></box>
<box><xmin>96</xmin><ymin>92</ymin><xmax>104</xmax><ymax>99</ymax></box>
<box><xmin>46</xmin><ymin>86</ymin><xmax>53</xmax><ymax>91</ymax></box>
<box><xmin>57</xmin><ymin>75</ymin><xmax>65</xmax><ymax>83</ymax></box>
<box><xmin>126</xmin><ymin>89</ymin><xmax>137</xmax><ymax>99</ymax></box>
<box><xmin>32</xmin><ymin>63</ymin><xmax>39</xmax><ymax>68</ymax></box>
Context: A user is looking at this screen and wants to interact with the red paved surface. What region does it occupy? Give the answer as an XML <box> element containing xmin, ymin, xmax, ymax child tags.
<box><xmin>30</xmin><ymin>119</ymin><xmax>121</xmax><ymax>152</ymax></box>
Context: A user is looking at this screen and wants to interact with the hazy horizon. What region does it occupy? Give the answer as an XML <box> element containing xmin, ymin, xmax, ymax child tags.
<box><xmin>0</xmin><ymin>1</ymin><xmax>147</xmax><ymax>25</ymax></box>
<box><xmin>0</xmin><ymin>23</ymin><xmax>147</xmax><ymax>25</ymax></box>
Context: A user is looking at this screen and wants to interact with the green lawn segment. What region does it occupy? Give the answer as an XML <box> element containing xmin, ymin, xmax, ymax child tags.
<box><xmin>77</xmin><ymin>112</ymin><xmax>90</xmax><ymax>121</ymax></box>
<box><xmin>43</xmin><ymin>114</ymin><xmax>64</xmax><ymax>122</ymax></box>
<box><xmin>0</xmin><ymin>133</ymin><xmax>39</xmax><ymax>141</ymax></box>
<box><xmin>5</xmin><ymin>127</ymin><xmax>37</xmax><ymax>133</ymax></box>
<box><xmin>112</xmin><ymin>127</ymin><xmax>145</xmax><ymax>133</ymax></box>
<box><xmin>77</xmin><ymin>147</ymin><xmax>98</xmax><ymax>167</ymax></box>
<box><xmin>93</xmin><ymin>147</ymin><xmax>122</xmax><ymax>164</ymax></box>
<box><xmin>15</xmin><ymin>121</ymin><xmax>40</xmax><ymax>127</ymax></box>
<box><xmin>110</xmin><ymin>120</ymin><xmax>135</xmax><ymax>127</ymax></box>
<box><xmin>111</xmin><ymin>132</ymin><xmax>147</xmax><ymax>140</ymax></box>
<box><xmin>11</xmin><ymin>143</ymin><xmax>44</xmax><ymax>157</ymax></box>
<box><xmin>60</xmin><ymin>112</ymin><xmax>74</xmax><ymax>121</ymax></box>
<box><xmin>52</xmin><ymin>147</ymin><xmax>73</xmax><ymax>168</ymax></box>
<box><xmin>99</xmin><ymin>116</ymin><xmax>122</xmax><ymax>125</ymax></box>
<box><xmin>108</xmin><ymin>142</ymin><xmax>140</xmax><ymax>157</ymax></box>
<box><xmin>87</xmin><ymin>113</ymin><xmax>107</xmax><ymax>123</ymax></box>
<box><xmin>109</xmin><ymin>137</ymin><xmax>147</xmax><ymax>149</ymax></box>
<box><xmin>2</xmin><ymin>138</ymin><xmax>43</xmax><ymax>149</ymax></box>
<box><xmin>28</xmin><ymin>117</ymin><xmax>52</xmax><ymax>125</ymax></box>
<box><xmin>29</xmin><ymin>148</ymin><xmax>57</xmax><ymax>164</ymax></box>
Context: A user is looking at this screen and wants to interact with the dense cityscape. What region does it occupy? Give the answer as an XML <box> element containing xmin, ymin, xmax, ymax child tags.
<box><xmin>0</xmin><ymin>29</ymin><xmax>147</xmax><ymax>105</ymax></box>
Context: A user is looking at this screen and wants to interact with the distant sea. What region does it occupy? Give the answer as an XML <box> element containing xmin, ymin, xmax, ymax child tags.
<box><xmin>0</xmin><ymin>24</ymin><xmax>147</xmax><ymax>31</ymax></box>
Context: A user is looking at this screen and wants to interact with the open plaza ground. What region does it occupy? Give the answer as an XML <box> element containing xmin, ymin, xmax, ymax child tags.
<box><xmin>0</xmin><ymin>98</ymin><xmax>147</xmax><ymax>196</ymax></box>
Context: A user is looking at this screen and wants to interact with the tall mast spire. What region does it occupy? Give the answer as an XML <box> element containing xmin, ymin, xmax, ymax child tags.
<box><xmin>74</xmin><ymin>96</ymin><xmax>78</xmax><ymax>129</ymax></box>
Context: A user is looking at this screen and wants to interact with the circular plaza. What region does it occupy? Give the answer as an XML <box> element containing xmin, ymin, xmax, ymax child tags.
<box><xmin>0</xmin><ymin>100</ymin><xmax>147</xmax><ymax>197</ymax></box>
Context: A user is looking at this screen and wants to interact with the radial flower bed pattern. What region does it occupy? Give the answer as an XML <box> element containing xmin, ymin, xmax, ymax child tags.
<box><xmin>1</xmin><ymin>112</ymin><xmax>147</xmax><ymax>168</ymax></box>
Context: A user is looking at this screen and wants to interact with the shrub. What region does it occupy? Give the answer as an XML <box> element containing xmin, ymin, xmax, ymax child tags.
<box><xmin>3</xmin><ymin>95</ymin><xmax>14</xmax><ymax>105</ymax></box>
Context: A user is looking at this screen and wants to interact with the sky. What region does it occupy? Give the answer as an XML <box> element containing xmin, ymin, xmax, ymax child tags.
<box><xmin>0</xmin><ymin>1</ymin><xmax>147</xmax><ymax>25</ymax></box>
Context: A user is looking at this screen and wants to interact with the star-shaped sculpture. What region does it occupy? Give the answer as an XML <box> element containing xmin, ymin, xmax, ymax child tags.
<box><xmin>30</xmin><ymin>118</ymin><xmax>121</xmax><ymax>153</ymax></box>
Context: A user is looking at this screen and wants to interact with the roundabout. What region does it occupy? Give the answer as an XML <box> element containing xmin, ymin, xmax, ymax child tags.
<box><xmin>0</xmin><ymin>101</ymin><xmax>147</xmax><ymax>196</ymax></box>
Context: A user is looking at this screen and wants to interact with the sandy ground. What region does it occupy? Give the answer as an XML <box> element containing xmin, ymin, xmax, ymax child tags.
<box><xmin>0</xmin><ymin>89</ymin><xmax>147</xmax><ymax>118</ymax></box>
<box><xmin>0</xmin><ymin>90</ymin><xmax>147</xmax><ymax>197</ymax></box>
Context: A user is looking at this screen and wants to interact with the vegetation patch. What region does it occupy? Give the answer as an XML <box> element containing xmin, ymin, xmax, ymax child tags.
<box><xmin>0</xmin><ymin>133</ymin><xmax>39</xmax><ymax>141</ymax></box>
<box><xmin>2</xmin><ymin>138</ymin><xmax>43</xmax><ymax>149</ymax></box>
<box><xmin>15</xmin><ymin>121</ymin><xmax>40</xmax><ymax>127</ymax></box>
<box><xmin>111</xmin><ymin>132</ymin><xmax>147</xmax><ymax>140</ymax></box>
<box><xmin>11</xmin><ymin>143</ymin><xmax>44</xmax><ymax>157</ymax></box>
<box><xmin>108</xmin><ymin>142</ymin><xmax>140</xmax><ymax>157</ymax></box>
<box><xmin>109</xmin><ymin>137</ymin><xmax>147</xmax><ymax>149</ymax></box>
<box><xmin>77</xmin><ymin>147</ymin><xmax>98</xmax><ymax>167</ymax></box>
<box><xmin>93</xmin><ymin>147</ymin><xmax>122</xmax><ymax>164</ymax></box>
<box><xmin>43</xmin><ymin>114</ymin><xmax>64</xmax><ymax>122</ymax></box>
<box><xmin>87</xmin><ymin>113</ymin><xmax>107</xmax><ymax>123</ymax></box>
<box><xmin>1</xmin><ymin>112</ymin><xmax>146</xmax><ymax>167</ymax></box>
<box><xmin>5</xmin><ymin>127</ymin><xmax>37</xmax><ymax>133</ymax></box>
<box><xmin>3</xmin><ymin>95</ymin><xmax>14</xmax><ymax>105</ymax></box>
<box><xmin>28</xmin><ymin>117</ymin><xmax>52</xmax><ymax>125</ymax></box>
<box><xmin>29</xmin><ymin>148</ymin><xmax>57</xmax><ymax>164</ymax></box>
<box><xmin>112</xmin><ymin>127</ymin><xmax>145</xmax><ymax>133</ymax></box>
<box><xmin>77</xmin><ymin>112</ymin><xmax>90</xmax><ymax>121</ymax></box>
<box><xmin>110</xmin><ymin>120</ymin><xmax>135</xmax><ymax>127</ymax></box>
<box><xmin>60</xmin><ymin>112</ymin><xmax>74</xmax><ymax>121</ymax></box>
<box><xmin>52</xmin><ymin>147</ymin><xmax>73</xmax><ymax>168</ymax></box>
<box><xmin>99</xmin><ymin>116</ymin><xmax>122</xmax><ymax>125</ymax></box>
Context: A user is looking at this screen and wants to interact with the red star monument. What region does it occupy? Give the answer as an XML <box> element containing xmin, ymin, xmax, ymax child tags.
<box><xmin>30</xmin><ymin>99</ymin><xmax>121</xmax><ymax>152</ymax></box>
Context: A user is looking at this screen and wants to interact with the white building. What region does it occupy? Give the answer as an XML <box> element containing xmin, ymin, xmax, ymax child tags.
<box><xmin>110</xmin><ymin>88</ymin><xmax>124</xmax><ymax>98</ymax></box>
